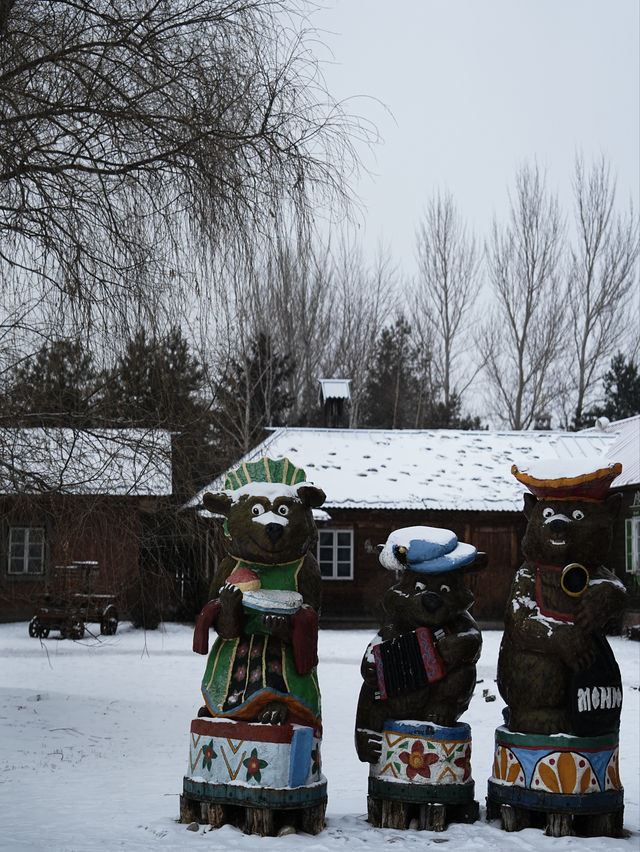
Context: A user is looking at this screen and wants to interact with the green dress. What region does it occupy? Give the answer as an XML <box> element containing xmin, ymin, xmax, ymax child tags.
<box><xmin>201</xmin><ymin>557</ymin><xmax>321</xmax><ymax>730</ymax></box>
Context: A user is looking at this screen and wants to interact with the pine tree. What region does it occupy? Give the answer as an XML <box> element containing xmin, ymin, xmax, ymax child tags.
<box><xmin>580</xmin><ymin>353</ymin><xmax>640</xmax><ymax>426</ymax></box>
<box><xmin>102</xmin><ymin>327</ymin><xmax>215</xmax><ymax>497</ymax></box>
<box><xmin>213</xmin><ymin>331</ymin><xmax>294</xmax><ymax>464</ymax></box>
<box><xmin>2</xmin><ymin>339</ymin><xmax>99</xmax><ymax>427</ymax></box>
<box><xmin>361</xmin><ymin>316</ymin><xmax>483</xmax><ymax>430</ymax></box>
<box><xmin>103</xmin><ymin>328</ymin><xmax>206</xmax><ymax>430</ymax></box>
<box><xmin>362</xmin><ymin>316</ymin><xmax>420</xmax><ymax>429</ymax></box>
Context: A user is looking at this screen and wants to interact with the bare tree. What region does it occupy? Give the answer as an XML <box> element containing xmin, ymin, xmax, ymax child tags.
<box><xmin>0</xmin><ymin>0</ymin><xmax>377</xmax><ymax>493</ymax></box>
<box><xmin>267</xmin><ymin>236</ymin><xmax>337</xmax><ymax>425</ymax></box>
<box><xmin>564</xmin><ymin>155</ymin><xmax>640</xmax><ymax>428</ymax></box>
<box><xmin>0</xmin><ymin>0</ymin><xmax>368</xmax><ymax>328</ymax></box>
<box><xmin>209</xmin><ymin>233</ymin><xmax>395</xmax><ymax>441</ymax></box>
<box><xmin>482</xmin><ymin>163</ymin><xmax>566</xmax><ymax>429</ymax></box>
<box><xmin>329</xmin><ymin>241</ymin><xmax>396</xmax><ymax>427</ymax></box>
<box><xmin>411</xmin><ymin>190</ymin><xmax>482</xmax><ymax>414</ymax></box>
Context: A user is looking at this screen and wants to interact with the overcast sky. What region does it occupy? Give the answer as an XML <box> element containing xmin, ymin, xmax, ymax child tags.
<box><xmin>312</xmin><ymin>0</ymin><xmax>640</xmax><ymax>279</ymax></box>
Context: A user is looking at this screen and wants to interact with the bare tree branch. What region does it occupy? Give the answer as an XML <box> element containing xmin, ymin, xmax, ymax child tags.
<box><xmin>482</xmin><ymin>163</ymin><xmax>566</xmax><ymax>429</ymax></box>
<box><xmin>411</xmin><ymin>190</ymin><xmax>482</xmax><ymax>411</ymax></box>
<box><xmin>565</xmin><ymin>154</ymin><xmax>640</xmax><ymax>427</ymax></box>
<box><xmin>0</xmin><ymin>1</ymin><xmax>372</xmax><ymax>325</ymax></box>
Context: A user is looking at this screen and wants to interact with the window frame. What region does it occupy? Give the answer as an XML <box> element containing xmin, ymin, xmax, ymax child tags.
<box><xmin>7</xmin><ymin>525</ymin><xmax>46</xmax><ymax>576</ymax></box>
<box><xmin>626</xmin><ymin>515</ymin><xmax>640</xmax><ymax>575</ymax></box>
<box><xmin>317</xmin><ymin>528</ymin><xmax>354</xmax><ymax>581</ymax></box>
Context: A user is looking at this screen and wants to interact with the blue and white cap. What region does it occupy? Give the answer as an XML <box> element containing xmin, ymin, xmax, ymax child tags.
<box><xmin>379</xmin><ymin>525</ymin><xmax>477</xmax><ymax>574</ymax></box>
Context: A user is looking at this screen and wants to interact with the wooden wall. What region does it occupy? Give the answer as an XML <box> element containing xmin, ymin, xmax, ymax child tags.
<box><xmin>0</xmin><ymin>496</ymin><xmax>142</xmax><ymax>621</ymax></box>
<box><xmin>317</xmin><ymin>508</ymin><xmax>526</xmax><ymax>627</ymax></box>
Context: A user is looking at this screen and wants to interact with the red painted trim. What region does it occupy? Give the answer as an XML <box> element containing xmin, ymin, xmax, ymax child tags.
<box><xmin>192</xmin><ymin>599</ymin><xmax>221</xmax><ymax>654</ymax></box>
<box><xmin>528</xmin><ymin>560</ymin><xmax>564</xmax><ymax>573</ymax></box>
<box><xmin>190</xmin><ymin>717</ymin><xmax>296</xmax><ymax>743</ymax></box>
<box><xmin>535</xmin><ymin>570</ymin><xmax>574</xmax><ymax>623</ymax></box>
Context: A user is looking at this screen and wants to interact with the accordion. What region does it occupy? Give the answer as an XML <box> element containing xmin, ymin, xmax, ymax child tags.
<box><xmin>372</xmin><ymin>627</ymin><xmax>447</xmax><ymax>700</ymax></box>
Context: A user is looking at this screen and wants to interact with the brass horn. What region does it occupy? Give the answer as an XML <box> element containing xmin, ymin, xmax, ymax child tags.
<box><xmin>560</xmin><ymin>562</ymin><xmax>590</xmax><ymax>597</ymax></box>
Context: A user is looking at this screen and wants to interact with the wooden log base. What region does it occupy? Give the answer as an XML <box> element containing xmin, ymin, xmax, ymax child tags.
<box><xmin>485</xmin><ymin>798</ymin><xmax>625</xmax><ymax>838</ymax></box>
<box><xmin>367</xmin><ymin>795</ymin><xmax>479</xmax><ymax>831</ymax></box>
<box><xmin>179</xmin><ymin>793</ymin><xmax>326</xmax><ymax>836</ymax></box>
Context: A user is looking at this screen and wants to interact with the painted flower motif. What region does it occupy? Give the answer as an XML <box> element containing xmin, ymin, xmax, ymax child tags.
<box><xmin>250</xmin><ymin>669</ymin><xmax>262</xmax><ymax>682</ymax></box>
<box><xmin>268</xmin><ymin>660</ymin><xmax>282</xmax><ymax>674</ymax></box>
<box><xmin>243</xmin><ymin>748</ymin><xmax>268</xmax><ymax>783</ymax></box>
<box><xmin>454</xmin><ymin>745</ymin><xmax>472</xmax><ymax>782</ymax></box>
<box><xmin>250</xmin><ymin>646</ymin><xmax>261</xmax><ymax>658</ymax></box>
<box><xmin>237</xmin><ymin>644</ymin><xmax>249</xmax><ymax>657</ymax></box>
<box><xmin>399</xmin><ymin>741</ymin><xmax>439</xmax><ymax>781</ymax></box>
<box><xmin>234</xmin><ymin>666</ymin><xmax>247</xmax><ymax>681</ymax></box>
<box><xmin>202</xmin><ymin>740</ymin><xmax>217</xmax><ymax>771</ymax></box>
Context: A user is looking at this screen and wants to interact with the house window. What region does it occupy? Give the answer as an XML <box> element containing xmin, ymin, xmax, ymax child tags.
<box><xmin>8</xmin><ymin>527</ymin><xmax>45</xmax><ymax>575</ymax></box>
<box><xmin>626</xmin><ymin>517</ymin><xmax>640</xmax><ymax>575</ymax></box>
<box><xmin>318</xmin><ymin>529</ymin><xmax>353</xmax><ymax>580</ymax></box>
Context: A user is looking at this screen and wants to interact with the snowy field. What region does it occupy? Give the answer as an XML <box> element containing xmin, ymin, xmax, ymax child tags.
<box><xmin>1</xmin><ymin>623</ymin><xmax>638</xmax><ymax>851</ymax></box>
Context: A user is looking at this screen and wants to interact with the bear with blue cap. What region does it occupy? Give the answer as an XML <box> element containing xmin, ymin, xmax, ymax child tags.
<box><xmin>355</xmin><ymin>525</ymin><xmax>485</xmax><ymax>765</ymax></box>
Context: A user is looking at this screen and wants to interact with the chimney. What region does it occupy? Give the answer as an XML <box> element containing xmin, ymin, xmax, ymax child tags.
<box><xmin>534</xmin><ymin>411</ymin><xmax>551</xmax><ymax>430</ymax></box>
<box><xmin>318</xmin><ymin>379</ymin><xmax>351</xmax><ymax>428</ymax></box>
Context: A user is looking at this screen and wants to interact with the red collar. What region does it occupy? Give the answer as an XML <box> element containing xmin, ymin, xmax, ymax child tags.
<box><xmin>527</xmin><ymin>559</ymin><xmax>564</xmax><ymax>573</ymax></box>
<box><xmin>535</xmin><ymin>569</ymin><xmax>574</xmax><ymax>623</ymax></box>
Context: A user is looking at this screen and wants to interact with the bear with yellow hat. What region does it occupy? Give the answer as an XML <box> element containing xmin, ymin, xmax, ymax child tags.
<box><xmin>487</xmin><ymin>458</ymin><xmax>627</xmax><ymax>837</ymax></box>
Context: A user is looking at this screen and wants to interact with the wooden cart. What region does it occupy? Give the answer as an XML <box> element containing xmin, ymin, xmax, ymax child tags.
<box><xmin>29</xmin><ymin>562</ymin><xmax>119</xmax><ymax>640</ymax></box>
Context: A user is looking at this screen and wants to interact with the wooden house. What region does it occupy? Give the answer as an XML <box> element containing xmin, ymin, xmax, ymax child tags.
<box><xmin>0</xmin><ymin>428</ymin><xmax>173</xmax><ymax>623</ymax></box>
<box><xmin>190</xmin><ymin>425</ymin><xmax>629</xmax><ymax>627</ymax></box>
<box><xmin>581</xmin><ymin>415</ymin><xmax>640</xmax><ymax>625</ymax></box>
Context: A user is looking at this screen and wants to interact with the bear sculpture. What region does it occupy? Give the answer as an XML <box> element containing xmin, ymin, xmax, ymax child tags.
<box><xmin>192</xmin><ymin>457</ymin><xmax>325</xmax><ymax>728</ymax></box>
<box><xmin>488</xmin><ymin>460</ymin><xmax>627</xmax><ymax>838</ymax></box>
<box><xmin>497</xmin><ymin>461</ymin><xmax>626</xmax><ymax>736</ymax></box>
<box><xmin>180</xmin><ymin>458</ymin><xmax>327</xmax><ymax>836</ymax></box>
<box><xmin>355</xmin><ymin>526</ymin><xmax>485</xmax><ymax>831</ymax></box>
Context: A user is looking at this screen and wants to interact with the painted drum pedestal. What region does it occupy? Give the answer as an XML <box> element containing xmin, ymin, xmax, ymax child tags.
<box><xmin>486</xmin><ymin>726</ymin><xmax>624</xmax><ymax>837</ymax></box>
<box><xmin>180</xmin><ymin>718</ymin><xmax>326</xmax><ymax>835</ymax></box>
<box><xmin>367</xmin><ymin>720</ymin><xmax>479</xmax><ymax>831</ymax></box>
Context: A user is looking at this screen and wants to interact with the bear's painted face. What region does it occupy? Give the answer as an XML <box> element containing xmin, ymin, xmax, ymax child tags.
<box><xmin>203</xmin><ymin>481</ymin><xmax>325</xmax><ymax>565</ymax></box>
<box><xmin>522</xmin><ymin>493</ymin><xmax>619</xmax><ymax>568</ymax></box>
<box><xmin>226</xmin><ymin>493</ymin><xmax>316</xmax><ymax>563</ymax></box>
<box><xmin>387</xmin><ymin>568</ymin><xmax>473</xmax><ymax>630</ymax></box>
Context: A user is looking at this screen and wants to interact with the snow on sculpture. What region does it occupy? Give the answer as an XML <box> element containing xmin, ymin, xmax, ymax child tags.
<box><xmin>487</xmin><ymin>460</ymin><xmax>627</xmax><ymax>837</ymax></box>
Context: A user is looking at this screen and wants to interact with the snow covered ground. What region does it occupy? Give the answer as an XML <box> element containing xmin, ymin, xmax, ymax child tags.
<box><xmin>1</xmin><ymin>622</ymin><xmax>638</xmax><ymax>851</ymax></box>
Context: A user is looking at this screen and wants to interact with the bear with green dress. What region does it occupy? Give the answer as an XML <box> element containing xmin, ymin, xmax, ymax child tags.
<box><xmin>193</xmin><ymin>457</ymin><xmax>326</xmax><ymax>731</ymax></box>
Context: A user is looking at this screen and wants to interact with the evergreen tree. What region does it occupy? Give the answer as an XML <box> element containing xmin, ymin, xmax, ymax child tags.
<box><xmin>362</xmin><ymin>316</ymin><xmax>419</xmax><ymax>429</ymax></box>
<box><xmin>579</xmin><ymin>353</ymin><xmax>640</xmax><ymax>426</ymax></box>
<box><xmin>2</xmin><ymin>339</ymin><xmax>99</xmax><ymax>426</ymax></box>
<box><xmin>102</xmin><ymin>328</ymin><xmax>206</xmax><ymax>430</ymax></box>
<box><xmin>361</xmin><ymin>316</ymin><xmax>483</xmax><ymax>430</ymax></box>
<box><xmin>102</xmin><ymin>327</ymin><xmax>215</xmax><ymax>497</ymax></box>
<box><xmin>214</xmin><ymin>331</ymin><xmax>294</xmax><ymax>463</ymax></box>
<box><xmin>420</xmin><ymin>393</ymin><xmax>484</xmax><ymax>430</ymax></box>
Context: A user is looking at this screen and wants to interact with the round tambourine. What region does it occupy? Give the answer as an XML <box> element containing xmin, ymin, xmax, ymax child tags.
<box><xmin>241</xmin><ymin>589</ymin><xmax>303</xmax><ymax>614</ymax></box>
<box><xmin>561</xmin><ymin>562</ymin><xmax>590</xmax><ymax>597</ymax></box>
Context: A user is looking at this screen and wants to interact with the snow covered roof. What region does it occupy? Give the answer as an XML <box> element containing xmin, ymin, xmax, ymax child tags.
<box><xmin>317</xmin><ymin>378</ymin><xmax>351</xmax><ymax>401</ymax></box>
<box><xmin>0</xmin><ymin>428</ymin><xmax>173</xmax><ymax>496</ymax></box>
<box><xmin>191</xmin><ymin>427</ymin><xmax>621</xmax><ymax>513</ymax></box>
<box><xmin>580</xmin><ymin>414</ymin><xmax>640</xmax><ymax>488</ymax></box>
